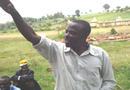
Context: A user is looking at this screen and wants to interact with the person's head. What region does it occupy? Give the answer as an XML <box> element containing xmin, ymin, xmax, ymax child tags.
<box><xmin>0</xmin><ymin>76</ymin><xmax>11</xmax><ymax>90</ymax></box>
<box><xmin>19</xmin><ymin>60</ymin><xmax>29</xmax><ymax>72</ymax></box>
<box><xmin>64</xmin><ymin>20</ymin><xmax>91</xmax><ymax>48</ymax></box>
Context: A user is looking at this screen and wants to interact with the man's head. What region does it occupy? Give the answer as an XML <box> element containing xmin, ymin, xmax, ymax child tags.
<box><xmin>19</xmin><ymin>60</ymin><xmax>29</xmax><ymax>72</ymax></box>
<box><xmin>0</xmin><ymin>76</ymin><xmax>11</xmax><ymax>90</ymax></box>
<box><xmin>64</xmin><ymin>20</ymin><xmax>91</xmax><ymax>48</ymax></box>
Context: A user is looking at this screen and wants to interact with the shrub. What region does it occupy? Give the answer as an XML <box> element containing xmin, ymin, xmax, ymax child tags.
<box><xmin>53</xmin><ymin>32</ymin><xmax>65</xmax><ymax>40</ymax></box>
<box><xmin>2</xmin><ymin>30</ymin><xmax>7</xmax><ymax>33</ymax></box>
<box><xmin>110</xmin><ymin>28</ymin><xmax>117</xmax><ymax>35</ymax></box>
<box><xmin>126</xmin><ymin>11</ymin><xmax>130</xmax><ymax>13</ymax></box>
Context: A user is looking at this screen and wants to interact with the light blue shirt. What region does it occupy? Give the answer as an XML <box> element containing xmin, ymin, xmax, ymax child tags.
<box><xmin>33</xmin><ymin>33</ymin><xmax>117</xmax><ymax>90</ymax></box>
<box><xmin>0</xmin><ymin>85</ymin><xmax>21</xmax><ymax>90</ymax></box>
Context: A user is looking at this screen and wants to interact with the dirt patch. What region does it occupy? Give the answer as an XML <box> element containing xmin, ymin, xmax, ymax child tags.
<box><xmin>55</xmin><ymin>33</ymin><xmax>130</xmax><ymax>45</ymax></box>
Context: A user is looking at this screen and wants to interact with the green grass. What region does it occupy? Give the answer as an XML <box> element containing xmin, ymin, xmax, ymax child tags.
<box><xmin>0</xmin><ymin>31</ymin><xmax>130</xmax><ymax>90</ymax></box>
<box><xmin>0</xmin><ymin>37</ymin><xmax>55</xmax><ymax>89</ymax></box>
<box><xmin>96</xmin><ymin>40</ymin><xmax>130</xmax><ymax>90</ymax></box>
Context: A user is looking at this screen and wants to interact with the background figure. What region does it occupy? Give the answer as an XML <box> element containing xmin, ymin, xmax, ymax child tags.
<box><xmin>0</xmin><ymin>76</ymin><xmax>21</xmax><ymax>90</ymax></box>
<box><xmin>11</xmin><ymin>60</ymin><xmax>41</xmax><ymax>90</ymax></box>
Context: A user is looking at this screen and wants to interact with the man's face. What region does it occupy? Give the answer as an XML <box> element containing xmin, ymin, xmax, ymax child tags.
<box><xmin>64</xmin><ymin>22</ymin><xmax>87</xmax><ymax>48</ymax></box>
<box><xmin>0</xmin><ymin>79</ymin><xmax>10</xmax><ymax>90</ymax></box>
<box><xmin>21</xmin><ymin>64</ymin><xmax>28</xmax><ymax>72</ymax></box>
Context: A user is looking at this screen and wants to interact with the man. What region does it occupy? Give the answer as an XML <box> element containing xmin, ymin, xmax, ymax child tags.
<box><xmin>0</xmin><ymin>0</ymin><xmax>117</xmax><ymax>90</ymax></box>
<box><xmin>11</xmin><ymin>60</ymin><xmax>41</xmax><ymax>90</ymax></box>
<box><xmin>0</xmin><ymin>76</ymin><xmax>21</xmax><ymax>90</ymax></box>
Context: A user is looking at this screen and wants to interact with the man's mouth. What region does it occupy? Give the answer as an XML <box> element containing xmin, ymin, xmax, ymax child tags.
<box><xmin>23</xmin><ymin>68</ymin><xmax>28</xmax><ymax>70</ymax></box>
<box><xmin>65</xmin><ymin>39</ymin><xmax>69</xmax><ymax>43</ymax></box>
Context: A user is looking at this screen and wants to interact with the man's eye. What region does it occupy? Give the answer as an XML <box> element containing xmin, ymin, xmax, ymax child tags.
<box><xmin>65</xmin><ymin>30</ymin><xmax>68</xmax><ymax>33</ymax></box>
<box><xmin>70</xmin><ymin>32</ymin><xmax>75</xmax><ymax>34</ymax></box>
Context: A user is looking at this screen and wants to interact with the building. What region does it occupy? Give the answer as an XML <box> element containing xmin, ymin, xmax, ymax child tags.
<box><xmin>88</xmin><ymin>16</ymin><xmax>130</xmax><ymax>28</ymax></box>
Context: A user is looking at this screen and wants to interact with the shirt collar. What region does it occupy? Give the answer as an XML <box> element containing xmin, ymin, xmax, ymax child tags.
<box><xmin>64</xmin><ymin>44</ymin><xmax>71</xmax><ymax>52</ymax></box>
<box><xmin>64</xmin><ymin>42</ymin><xmax>96</xmax><ymax>56</ymax></box>
<box><xmin>89</xmin><ymin>45</ymin><xmax>96</xmax><ymax>56</ymax></box>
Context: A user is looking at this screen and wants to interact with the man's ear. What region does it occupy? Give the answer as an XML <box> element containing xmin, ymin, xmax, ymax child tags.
<box><xmin>84</xmin><ymin>33</ymin><xmax>88</xmax><ymax>39</ymax></box>
<box><xmin>86</xmin><ymin>33</ymin><xmax>89</xmax><ymax>37</ymax></box>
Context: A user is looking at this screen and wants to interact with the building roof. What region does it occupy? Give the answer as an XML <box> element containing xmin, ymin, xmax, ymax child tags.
<box><xmin>92</xmin><ymin>17</ymin><xmax>97</xmax><ymax>22</ymax></box>
<box><xmin>116</xmin><ymin>16</ymin><xmax>122</xmax><ymax>21</ymax></box>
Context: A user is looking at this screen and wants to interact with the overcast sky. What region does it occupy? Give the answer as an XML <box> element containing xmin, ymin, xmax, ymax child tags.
<box><xmin>0</xmin><ymin>0</ymin><xmax>130</xmax><ymax>23</ymax></box>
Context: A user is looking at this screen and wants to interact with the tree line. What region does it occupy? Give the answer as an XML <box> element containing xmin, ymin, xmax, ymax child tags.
<box><xmin>1</xmin><ymin>4</ymin><xmax>130</xmax><ymax>33</ymax></box>
<box><xmin>0</xmin><ymin>11</ymin><xmax>78</xmax><ymax>33</ymax></box>
<box><xmin>103</xmin><ymin>4</ymin><xmax>130</xmax><ymax>12</ymax></box>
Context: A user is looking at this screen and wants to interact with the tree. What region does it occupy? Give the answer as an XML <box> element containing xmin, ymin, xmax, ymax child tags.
<box><xmin>103</xmin><ymin>4</ymin><xmax>110</xmax><ymax>11</ymax></box>
<box><xmin>75</xmin><ymin>10</ymin><xmax>80</xmax><ymax>17</ymax></box>
<box><xmin>69</xmin><ymin>15</ymin><xmax>76</xmax><ymax>21</ymax></box>
<box><xmin>71</xmin><ymin>15</ymin><xmax>76</xmax><ymax>21</ymax></box>
<box><xmin>68</xmin><ymin>15</ymin><xmax>70</xmax><ymax>17</ymax></box>
<box><xmin>63</xmin><ymin>18</ymin><xmax>68</xmax><ymax>23</ymax></box>
<box><xmin>53</xmin><ymin>12</ymin><xmax>64</xmax><ymax>18</ymax></box>
<box><xmin>42</xmin><ymin>16</ymin><xmax>47</xmax><ymax>20</ymax></box>
<box><xmin>10</xmin><ymin>26</ymin><xmax>16</xmax><ymax>29</ymax></box>
<box><xmin>125</xmin><ymin>6</ymin><xmax>129</xmax><ymax>10</ymax></box>
<box><xmin>120</xmin><ymin>8</ymin><xmax>123</xmax><ymax>12</ymax></box>
<box><xmin>5</xmin><ymin>22</ymin><xmax>10</xmax><ymax>29</ymax></box>
<box><xmin>54</xmin><ymin>19</ymin><xmax>58</xmax><ymax>24</ymax></box>
<box><xmin>0</xmin><ymin>24</ymin><xmax>5</xmax><ymax>31</ymax></box>
<box><xmin>116</xmin><ymin>6</ymin><xmax>121</xmax><ymax>10</ymax></box>
<box><xmin>89</xmin><ymin>10</ymin><xmax>92</xmax><ymax>13</ymax></box>
<box><xmin>129</xmin><ymin>6</ymin><xmax>130</xmax><ymax>9</ymax></box>
<box><xmin>81</xmin><ymin>12</ymin><xmax>83</xmax><ymax>14</ymax></box>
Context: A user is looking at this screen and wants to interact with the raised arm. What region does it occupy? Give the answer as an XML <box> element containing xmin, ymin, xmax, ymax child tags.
<box><xmin>0</xmin><ymin>0</ymin><xmax>41</xmax><ymax>45</ymax></box>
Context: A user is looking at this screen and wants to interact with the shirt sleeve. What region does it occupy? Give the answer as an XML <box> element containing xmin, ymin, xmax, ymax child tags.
<box><xmin>20</xmin><ymin>70</ymin><xmax>34</xmax><ymax>82</ymax></box>
<box><xmin>11</xmin><ymin>72</ymin><xmax>19</xmax><ymax>81</ymax></box>
<box><xmin>11</xmin><ymin>70</ymin><xmax>34</xmax><ymax>82</ymax></box>
<box><xmin>32</xmin><ymin>33</ymin><xmax>64</xmax><ymax>63</ymax></box>
<box><xmin>100</xmin><ymin>51</ymin><xmax>117</xmax><ymax>90</ymax></box>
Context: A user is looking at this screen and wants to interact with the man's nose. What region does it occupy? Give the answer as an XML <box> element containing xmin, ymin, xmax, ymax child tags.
<box><xmin>65</xmin><ymin>32</ymin><xmax>70</xmax><ymax>37</ymax></box>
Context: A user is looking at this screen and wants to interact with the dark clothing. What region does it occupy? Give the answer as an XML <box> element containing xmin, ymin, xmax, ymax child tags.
<box><xmin>11</xmin><ymin>69</ymin><xmax>41</xmax><ymax>90</ymax></box>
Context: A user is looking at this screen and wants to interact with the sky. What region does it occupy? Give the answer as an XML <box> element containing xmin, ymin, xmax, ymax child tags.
<box><xmin>0</xmin><ymin>0</ymin><xmax>130</xmax><ymax>23</ymax></box>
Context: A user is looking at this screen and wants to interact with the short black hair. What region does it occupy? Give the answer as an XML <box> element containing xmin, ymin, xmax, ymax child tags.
<box><xmin>0</xmin><ymin>76</ymin><xmax>11</xmax><ymax>82</ymax></box>
<box><xmin>72</xmin><ymin>20</ymin><xmax>91</xmax><ymax>36</ymax></box>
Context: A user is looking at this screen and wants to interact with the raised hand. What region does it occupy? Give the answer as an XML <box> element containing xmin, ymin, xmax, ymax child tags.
<box><xmin>0</xmin><ymin>0</ymin><xmax>41</xmax><ymax>45</ymax></box>
<box><xmin>0</xmin><ymin>0</ymin><xmax>17</xmax><ymax>14</ymax></box>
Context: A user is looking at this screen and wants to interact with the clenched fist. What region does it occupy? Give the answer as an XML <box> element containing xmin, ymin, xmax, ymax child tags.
<box><xmin>0</xmin><ymin>0</ymin><xmax>17</xmax><ymax>14</ymax></box>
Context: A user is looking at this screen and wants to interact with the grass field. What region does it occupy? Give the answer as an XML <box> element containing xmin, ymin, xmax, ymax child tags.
<box><xmin>0</xmin><ymin>25</ymin><xmax>130</xmax><ymax>38</ymax></box>
<box><xmin>0</xmin><ymin>28</ymin><xmax>130</xmax><ymax>90</ymax></box>
<box><xmin>80</xmin><ymin>12</ymin><xmax>130</xmax><ymax>21</ymax></box>
<box><xmin>98</xmin><ymin>40</ymin><xmax>130</xmax><ymax>90</ymax></box>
